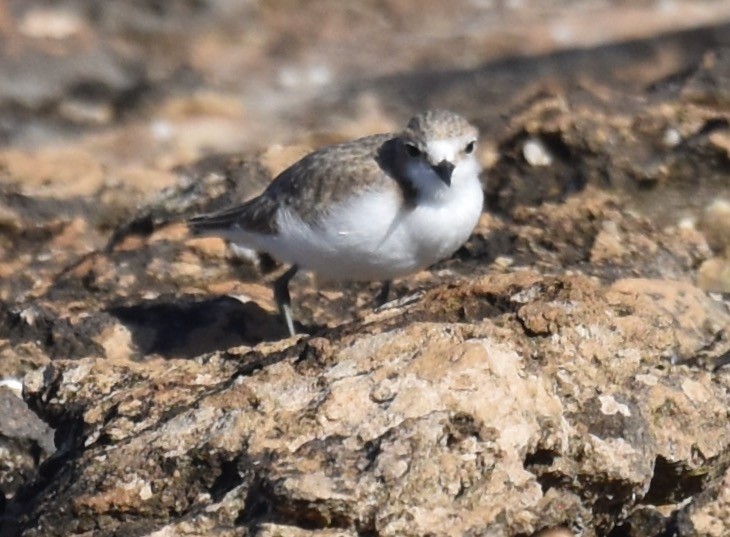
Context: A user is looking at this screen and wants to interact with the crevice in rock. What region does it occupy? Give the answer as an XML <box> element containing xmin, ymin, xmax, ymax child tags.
<box><xmin>642</xmin><ymin>455</ymin><xmax>708</xmax><ymax>505</ymax></box>
<box><xmin>270</xmin><ymin>504</ymin><xmax>353</xmax><ymax>532</ymax></box>
<box><xmin>605</xmin><ymin>507</ymin><xmax>679</xmax><ymax>537</ymax></box>
<box><xmin>360</xmin><ymin>438</ymin><xmax>382</xmax><ymax>474</ymax></box>
<box><xmin>228</xmin><ymin>343</ymin><xmax>302</xmax><ymax>380</ymax></box>
<box><xmin>515</xmin><ymin>314</ymin><xmax>549</xmax><ymax>338</ymax></box>
<box><xmin>523</xmin><ymin>454</ymin><xmax>640</xmax><ymax>531</ymax></box>
<box><xmin>524</xmin><ymin>448</ymin><xmax>557</xmax><ymax>468</ymax></box>
<box><xmin>673</xmin><ymin>329</ymin><xmax>730</xmax><ymax>370</ymax></box>
<box><xmin>446</xmin><ymin>412</ymin><xmax>483</xmax><ymax>447</ymax></box>
<box><xmin>4</xmin><ymin>417</ymin><xmax>84</xmax><ymax>535</ymax></box>
<box><xmin>523</xmin><ymin>448</ymin><xmax>559</xmax><ymax>494</ymax></box>
<box><xmin>234</xmin><ymin>470</ymin><xmax>357</xmax><ymax>532</ymax></box>
<box><xmin>209</xmin><ymin>456</ymin><xmax>245</xmax><ymax>503</ymax></box>
<box><xmin>235</xmin><ymin>478</ymin><xmax>271</xmax><ymax>526</ymax></box>
<box><xmin>515</xmin><ymin>524</ymin><xmax>574</xmax><ymax>537</ymax></box>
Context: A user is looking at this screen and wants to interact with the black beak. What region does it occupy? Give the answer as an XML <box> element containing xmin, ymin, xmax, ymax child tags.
<box><xmin>433</xmin><ymin>160</ymin><xmax>455</xmax><ymax>186</ymax></box>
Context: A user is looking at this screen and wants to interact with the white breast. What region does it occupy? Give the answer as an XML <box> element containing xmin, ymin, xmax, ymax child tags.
<box><xmin>246</xmin><ymin>158</ymin><xmax>484</xmax><ymax>282</ymax></box>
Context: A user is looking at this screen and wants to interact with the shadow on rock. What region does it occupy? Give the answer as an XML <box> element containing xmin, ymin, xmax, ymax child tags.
<box><xmin>107</xmin><ymin>295</ymin><xmax>284</xmax><ymax>359</ymax></box>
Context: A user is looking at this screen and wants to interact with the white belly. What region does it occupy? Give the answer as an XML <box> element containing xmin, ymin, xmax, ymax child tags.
<box><xmin>241</xmin><ymin>174</ymin><xmax>484</xmax><ymax>282</ymax></box>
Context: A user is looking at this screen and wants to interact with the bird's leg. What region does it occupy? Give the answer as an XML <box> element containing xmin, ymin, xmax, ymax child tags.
<box><xmin>373</xmin><ymin>280</ymin><xmax>392</xmax><ymax>309</ymax></box>
<box><xmin>273</xmin><ymin>265</ymin><xmax>299</xmax><ymax>336</ymax></box>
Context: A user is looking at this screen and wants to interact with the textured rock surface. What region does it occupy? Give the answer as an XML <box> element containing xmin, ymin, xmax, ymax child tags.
<box><xmin>1</xmin><ymin>1</ymin><xmax>730</xmax><ymax>536</ymax></box>
<box><xmin>0</xmin><ymin>389</ymin><xmax>54</xmax><ymax>501</ymax></box>
<box><xmin>12</xmin><ymin>272</ymin><xmax>730</xmax><ymax>537</ymax></box>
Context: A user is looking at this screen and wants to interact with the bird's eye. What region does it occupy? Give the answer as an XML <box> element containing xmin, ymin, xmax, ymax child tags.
<box><xmin>405</xmin><ymin>144</ymin><xmax>422</xmax><ymax>158</ymax></box>
<box><xmin>464</xmin><ymin>141</ymin><xmax>475</xmax><ymax>154</ymax></box>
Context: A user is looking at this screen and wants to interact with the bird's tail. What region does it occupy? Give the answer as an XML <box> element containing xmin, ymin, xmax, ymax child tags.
<box><xmin>188</xmin><ymin>206</ymin><xmax>246</xmax><ymax>235</ymax></box>
<box><xmin>188</xmin><ymin>196</ymin><xmax>277</xmax><ymax>236</ymax></box>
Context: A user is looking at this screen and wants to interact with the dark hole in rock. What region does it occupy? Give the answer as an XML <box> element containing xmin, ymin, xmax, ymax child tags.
<box><xmin>524</xmin><ymin>448</ymin><xmax>556</xmax><ymax>468</ymax></box>
<box><xmin>235</xmin><ymin>479</ymin><xmax>271</xmax><ymax>526</ymax></box>
<box><xmin>643</xmin><ymin>455</ymin><xmax>707</xmax><ymax>505</ymax></box>
<box><xmin>209</xmin><ymin>458</ymin><xmax>244</xmax><ymax>503</ymax></box>
<box><xmin>523</xmin><ymin>449</ymin><xmax>560</xmax><ymax>494</ymax></box>
<box><xmin>606</xmin><ymin>506</ymin><xmax>680</xmax><ymax>537</ymax></box>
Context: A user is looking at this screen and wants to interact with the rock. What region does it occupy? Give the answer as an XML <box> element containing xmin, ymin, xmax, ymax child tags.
<box><xmin>698</xmin><ymin>198</ymin><xmax>730</xmax><ymax>254</ymax></box>
<box><xmin>680</xmin><ymin>48</ymin><xmax>730</xmax><ymax>107</ymax></box>
<box><xmin>0</xmin><ymin>387</ymin><xmax>55</xmax><ymax>502</ymax></box>
<box><xmin>9</xmin><ymin>269</ymin><xmax>730</xmax><ymax>536</ymax></box>
<box><xmin>522</xmin><ymin>137</ymin><xmax>553</xmax><ymax>167</ymax></box>
<box><xmin>676</xmin><ymin>466</ymin><xmax>730</xmax><ymax>537</ymax></box>
<box><xmin>697</xmin><ymin>257</ymin><xmax>730</xmax><ymax>293</ymax></box>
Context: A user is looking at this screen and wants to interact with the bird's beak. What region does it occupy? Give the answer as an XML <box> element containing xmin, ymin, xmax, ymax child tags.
<box><xmin>433</xmin><ymin>160</ymin><xmax>455</xmax><ymax>186</ymax></box>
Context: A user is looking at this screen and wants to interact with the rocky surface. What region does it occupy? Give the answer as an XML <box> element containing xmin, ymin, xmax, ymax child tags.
<box><xmin>8</xmin><ymin>270</ymin><xmax>730</xmax><ymax>537</ymax></box>
<box><xmin>0</xmin><ymin>387</ymin><xmax>54</xmax><ymax>503</ymax></box>
<box><xmin>1</xmin><ymin>1</ymin><xmax>730</xmax><ymax>536</ymax></box>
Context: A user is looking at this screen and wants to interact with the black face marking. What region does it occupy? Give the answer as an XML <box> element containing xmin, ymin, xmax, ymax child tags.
<box><xmin>465</xmin><ymin>141</ymin><xmax>475</xmax><ymax>154</ymax></box>
<box><xmin>405</xmin><ymin>144</ymin><xmax>422</xmax><ymax>158</ymax></box>
<box><xmin>376</xmin><ymin>138</ymin><xmax>418</xmax><ymax>208</ymax></box>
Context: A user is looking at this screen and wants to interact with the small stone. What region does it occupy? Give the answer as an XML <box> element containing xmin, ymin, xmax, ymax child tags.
<box><xmin>19</xmin><ymin>306</ymin><xmax>41</xmax><ymax>326</ymax></box>
<box><xmin>697</xmin><ymin>257</ymin><xmax>730</xmax><ymax>293</ymax></box>
<box><xmin>493</xmin><ymin>256</ymin><xmax>514</xmax><ymax>269</ymax></box>
<box><xmin>0</xmin><ymin>378</ymin><xmax>23</xmax><ymax>398</ymax></box>
<box><xmin>698</xmin><ymin>199</ymin><xmax>730</xmax><ymax>253</ymax></box>
<box><xmin>523</xmin><ymin>137</ymin><xmax>553</xmax><ymax>167</ymax></box>
<box><xmin>139</xmin><ymin>482</ymin><xmax>153</xmax><ymax>501</ymax></box>
<box><xmin>662</xmin><ymin>127</ymin><xmax>681</xmax><ymax>147</ymax></box>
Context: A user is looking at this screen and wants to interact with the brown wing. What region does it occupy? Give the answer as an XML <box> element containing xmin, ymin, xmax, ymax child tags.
<box><xmin>188</xmin><ymin>133</ymin><xmax>405</xmax><ymax>235</ymax></box>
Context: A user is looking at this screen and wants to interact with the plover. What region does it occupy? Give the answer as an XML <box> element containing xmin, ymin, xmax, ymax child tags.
<box><xmin>189</xmin><ymin>110</ymin><xmax>484</xmax><ymax>336</ymax></box>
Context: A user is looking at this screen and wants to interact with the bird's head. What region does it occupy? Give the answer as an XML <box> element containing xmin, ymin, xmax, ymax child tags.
<box><xmin>399</xmin><ymin>110</ymin><xmax>479</xmax><ymax>189</ymax></box>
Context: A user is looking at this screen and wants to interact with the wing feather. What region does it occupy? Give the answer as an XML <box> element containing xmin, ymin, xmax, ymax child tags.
<box><xmin>188</xmin><ymin>133</ymin><xmax>402</xmax><ymax>236</ymax></box>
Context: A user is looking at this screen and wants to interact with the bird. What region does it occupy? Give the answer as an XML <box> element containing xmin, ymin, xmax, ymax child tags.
<box><xmin>188</xmin><ymin>109</ymin><xmax>484</xmax><ymax>336</ymax></box>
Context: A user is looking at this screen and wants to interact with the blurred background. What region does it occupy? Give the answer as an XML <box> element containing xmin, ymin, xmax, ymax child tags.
<box><xmin>1</xmin><ymin>0</ymin><xmax>728</xmax><ymax>159</ymax></box>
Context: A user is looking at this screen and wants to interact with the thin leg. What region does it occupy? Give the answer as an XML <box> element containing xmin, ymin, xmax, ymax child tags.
<box><xmin>373</xmin><ymin>280</ymin><xmax>391</xmax><ymax>309</ymax></box>
<box><xmin>273</xmin><ymin>265</ymin><xmax>299</xmax><ymax>336</ymax></box>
